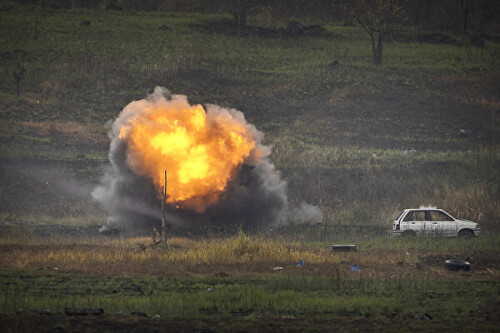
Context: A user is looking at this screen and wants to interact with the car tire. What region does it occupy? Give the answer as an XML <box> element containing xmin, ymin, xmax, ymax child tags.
<box><xmin>444</xmin><ymin>259</ymin><xmax>471</xmax><ymax>271</ymax></box>
<box><xmin>458</xmin><ymin>229</ymin><xmax>475</xmax><ymax>239</ymax></box>
<box><xmin>402</xmin><ymin>230</ymin><xmax>416</xmax><ymax>238</ymax></box>
<box><xmin>332</xmin><ymin>244</ymin><xmax>356</xmax><ymax>252</ymax></box>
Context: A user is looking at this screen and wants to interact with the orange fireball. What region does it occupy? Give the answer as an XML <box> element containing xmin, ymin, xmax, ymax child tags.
<box><xmin>117</xmin><ymin>92</ymin><xmax>261</xmax><ymax>212</ymax></box>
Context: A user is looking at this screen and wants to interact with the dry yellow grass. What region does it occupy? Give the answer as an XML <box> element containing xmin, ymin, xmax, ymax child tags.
<box><xmin>0</xmin><ymin>232</ymin><xmax>496</xmax><ymax>281</ymax></box>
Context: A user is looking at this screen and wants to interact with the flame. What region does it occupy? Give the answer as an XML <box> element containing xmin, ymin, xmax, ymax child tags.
<box><xmin>117</xmin><ymin>93</ymin><xmax>260</xmax><ymax>212</ymax></box>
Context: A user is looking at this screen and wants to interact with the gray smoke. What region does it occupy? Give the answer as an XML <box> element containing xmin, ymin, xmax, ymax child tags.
<box><xmin>92</xmin><ymin>87</ymin><xmax>321</xmax><ymax>234</ymax></box>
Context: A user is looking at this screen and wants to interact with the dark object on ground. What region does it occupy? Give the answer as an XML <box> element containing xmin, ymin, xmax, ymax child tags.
<box><xmin>36</xmin><ymin>309</ymin><xmax>52</xmax><ymax>315</ymax></box>
<box><xmin>100</xmin><ymin>228</ymin><xmax>120</xmax><ymax>236</ymax></box>
<box><xmin>80</xmin><ymin>20</ymin><xmax>91</xmax><ymax>26</ymax></box>
<box><xmin>332</xmin><ymin>244</ymin><xmax>356</xmax><ymax>252</ymax></box>
<box><xmin>159</xmin><ymin>25</ymin><xmax>169</xmax><ymax>31</ymax></box>
<box><xmin>421</xmin><ymin>313</ymin><xmax>432</xmax><ymax>320</ymax></box>
<box><xmin>444</xmin><ymin>259</ymin><xmax>471</xmax><ymax>271</ymax></box>
<box><xmin>131</xmin><ymin>311</ymin><xmax>148</xmax><ymax>318</ymax></box>
<box><xmin>65</xmin><ymin>308</ymin><xmax>104</xmax><ymax>316</ymax></box>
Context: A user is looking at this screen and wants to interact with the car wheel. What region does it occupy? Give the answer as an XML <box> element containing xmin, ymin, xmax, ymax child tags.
<box><xmin>458</xmin><ymin>229</ymin><xmax>474</xmax><ymax>239</ymax></box>
<box><xmin>332</xmin><ymin>244</ymin><xmax>356</xmax><ymax>252</ymax></box>
<box><xmin>444</xmin><ymin>259</ymin><xmax>471</xmax><ymax>271</ymax></box>
<box><xmin>402</xmin><ymin>230</ymin><xmax>416</xmax><ymax>238</ymax></box>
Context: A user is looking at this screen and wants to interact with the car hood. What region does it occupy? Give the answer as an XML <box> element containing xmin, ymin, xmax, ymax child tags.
<box><xmin>455</xmin><ymin>219</ymin><xmax>478</xmax><ymax>228</ymax></box>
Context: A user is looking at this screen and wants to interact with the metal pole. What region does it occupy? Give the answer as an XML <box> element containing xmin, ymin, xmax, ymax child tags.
<box><xmin>161</xmin><ymin>170</ymin><xmax>167</xmax><ymax>248</ymax></box>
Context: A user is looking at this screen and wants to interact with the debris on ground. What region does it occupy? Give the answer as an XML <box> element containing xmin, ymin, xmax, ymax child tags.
<box><xmin>65</xmin><ymin>308</ymin><xmax>104</xmax><ymax>316</ymax></box>
<box><xmin>350</xmin><ymin>263</ymin><xmax>362</xmax><ymax>272</ymax></box>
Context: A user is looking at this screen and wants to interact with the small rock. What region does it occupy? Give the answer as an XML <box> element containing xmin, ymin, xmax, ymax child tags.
<box><xmin>404</xmin><ymin>149</ymin><xmax>418</xmax><ymax>155</ymax></box>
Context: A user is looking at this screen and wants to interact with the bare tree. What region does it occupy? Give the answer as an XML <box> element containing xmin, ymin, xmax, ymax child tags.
<box><xmin>347</xmin><ymin>0</ymin><xmax>407</xmax><ymax>65</ymax></box>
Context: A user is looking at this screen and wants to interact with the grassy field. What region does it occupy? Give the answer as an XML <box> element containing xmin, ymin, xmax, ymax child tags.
<box><xmin>1</xmin><ymin>2</ymin><xmax>499</xmax><ymax>232</ymax></box>
<box><xmin>1</xmin><ymin>1</ymin><xmax>499</xmax><ymax>331</ymax></box>
<box><xmin>0</xmin><ymin>233</ymin><xmax>499</xmax><ymax>331</ymax></box>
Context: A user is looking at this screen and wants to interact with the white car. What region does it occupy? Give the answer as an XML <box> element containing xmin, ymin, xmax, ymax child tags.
<box><xmin>392</xmin><ymin>208</ymin><xmax>480</xmax><ymax>238</ymax></box>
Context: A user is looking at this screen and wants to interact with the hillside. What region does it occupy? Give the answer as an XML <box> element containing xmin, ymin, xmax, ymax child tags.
<box><xmin>1</xmin><ymin>3</ymin><xmax>499</xmax><ymax>236</ymax></box>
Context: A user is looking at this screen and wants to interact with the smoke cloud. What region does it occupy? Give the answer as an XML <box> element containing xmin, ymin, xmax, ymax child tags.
<box><xmin>92</xmin><ymin>87</ymin><xmax>321</xmax><ymax>233</ymax></box>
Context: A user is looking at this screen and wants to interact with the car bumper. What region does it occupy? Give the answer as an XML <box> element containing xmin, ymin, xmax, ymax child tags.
<box><xmin>392</xmin><ymin>230</ymin><xmax>403</xmax><ymax>237</ymax></box>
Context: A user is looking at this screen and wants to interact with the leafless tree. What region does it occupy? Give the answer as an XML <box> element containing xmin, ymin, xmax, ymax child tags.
<box><xmin>346</xmin><ymin>0</ymin><xmax>408</xmax><ymax>65</ymax></box>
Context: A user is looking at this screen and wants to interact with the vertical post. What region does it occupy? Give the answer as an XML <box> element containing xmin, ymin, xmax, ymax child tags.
<box><xmin>161</xmin><ymin>170</ymin><xmax>167</xmax><ymax>248</ymax></box>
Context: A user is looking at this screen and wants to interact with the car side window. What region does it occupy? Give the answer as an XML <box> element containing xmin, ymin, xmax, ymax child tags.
<box><xmin>430</xmin><ymin>211</ymin><xmax>454</xmax><ymax>221</ymax></box>
<box><xmin>415</xmin><ymin>211</ymin><xmax>426</xmax><ymax>221</ymax></box>
<box><xmin>403</xmin><ymin>211</ymin><xmax>414</xmax><ymax>221</ymax></box>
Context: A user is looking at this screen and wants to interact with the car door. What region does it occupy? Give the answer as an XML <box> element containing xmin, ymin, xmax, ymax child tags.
<box><xmin>426</xmin><ymin>210</ymin><xmax>457</xmax><ymax>236</ymax></box>
<box><xmin>401</xmin><ymin>210</ymin><xmax>426</xmax><ymax>234</ymax></box>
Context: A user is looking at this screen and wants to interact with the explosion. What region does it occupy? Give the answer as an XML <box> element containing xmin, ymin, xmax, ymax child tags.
<box><xmin>117</xmin><ymin>90</ymin><xmax>265</xmax><ymax>212</ymax></box>
<box><xmin>93</xmin><ymin>87</ymin><xmax>320</xmax><ymax>233</ymax></box>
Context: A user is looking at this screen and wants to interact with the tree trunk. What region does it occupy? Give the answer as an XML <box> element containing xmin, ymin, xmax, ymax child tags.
<box><xmin>369</xmin><ymin>32</ymin><xmax>383</xmax><ymax>66</ymax></box>
<box><xmin>239</xmin><ymin>8</ymin><xmax>247</xmax><ymax>29</ymax></box>
<box><xmin>370</xmin><ymin>33</ymin><xmax>377</xmax><ymax>64</ymax></box>
<box><xmin>374</xmin><ymin>33</ymin><xmax>383</xmax><ymax>65</ymax></box>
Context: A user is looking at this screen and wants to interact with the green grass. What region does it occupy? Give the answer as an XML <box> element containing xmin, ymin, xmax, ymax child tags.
<box><xmin>1</xmin><ymin>269</ymin><xmax>498</xmax><ymax>320</ymax></box>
